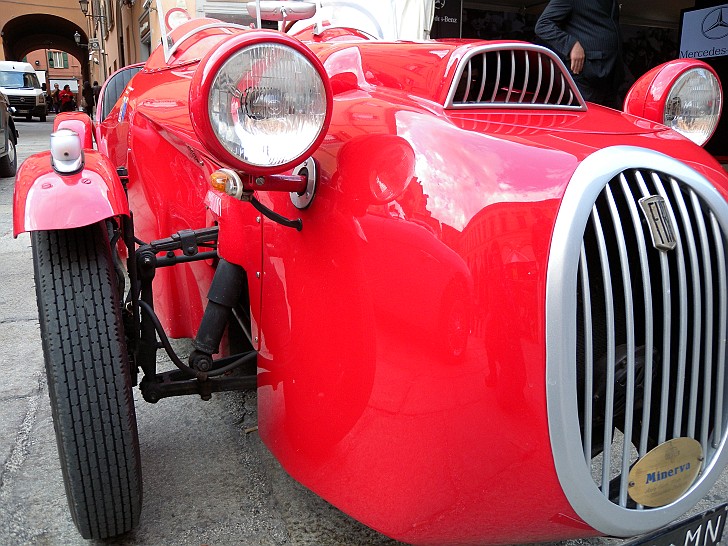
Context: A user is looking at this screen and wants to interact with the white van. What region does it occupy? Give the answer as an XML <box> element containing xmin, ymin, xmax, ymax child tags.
<box><xmin>0</xmin><ymin>61</ymin><xmax>47</xmax><ymax>122</ymax></box>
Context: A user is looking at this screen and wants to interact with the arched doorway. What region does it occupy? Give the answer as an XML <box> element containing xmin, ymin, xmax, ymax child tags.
<box><xmin>3</xmin><ymin>14</ymin><xmax>90</xmax><ymax>85</ymax></box>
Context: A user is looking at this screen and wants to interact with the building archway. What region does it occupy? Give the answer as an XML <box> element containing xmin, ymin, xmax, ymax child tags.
<box><xmin>3</xmin><ymin>14</ymin><xmax>90</xmax><ymax>84</ymax></box>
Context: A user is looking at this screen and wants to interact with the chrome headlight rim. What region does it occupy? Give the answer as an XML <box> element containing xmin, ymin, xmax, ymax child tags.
<box><xmin>189</xmin><ymin>30</ymin><xmax>332</xmax><ymax>175</ymax></box>
<box><xmin>663</xmin><ymin>67</ymin><xmax>722</xmax><ymax>147</ymax></box>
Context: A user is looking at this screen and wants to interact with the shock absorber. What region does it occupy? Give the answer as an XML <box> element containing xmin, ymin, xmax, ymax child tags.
<box><xmin>189</xmin><ymin>259</ymin><xmax>246</xmax><ymax>372</ymax></box>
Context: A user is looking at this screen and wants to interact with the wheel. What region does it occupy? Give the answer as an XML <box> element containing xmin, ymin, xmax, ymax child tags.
<box><xmin>40</xmin><ymin>113</ymin><xmax>47</xmax><ymax>122</ymax></box>
<box><xmin>25</xmin><ymin>113</ymin><xmax>31</xmax><ymax>121</ymax></box>
<box><xmin>31</xmin><ymin>223</ymin><xmax>142</xmax><ymax>539</ymax></box>
<box><xmin>0</xmin><ymin>133</ymin><xmax>17</xmax><ymax>177</ymax></box>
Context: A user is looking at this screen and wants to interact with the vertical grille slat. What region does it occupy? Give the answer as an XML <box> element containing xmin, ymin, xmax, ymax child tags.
<box><xmin>519</xmin><ymin>51</ymin><xmax>530</xmax><ymax>103</ymax></box>
<box><xmin>621</xmin><ymin>174</ymin><xmax>655</xmax><ymax>460</ymax></box>
<box><xmin>446</xmin><ymin>44</ymin><xmax>585</xmax><ymax>109</ymax></box>
<box><xmin>690</xmin><ymin>189</ymin><xmax>714</xmax><ymax>454</ymax></box>
<box><xmin>670</xmin><ymin>178</ymin><xmax>703</xmax><ymax>438</ymax></box>
<box><xmin>490</xmin><ymin>51</ymin><xmax>501</xmax><ymax>103</ymax></box>
<box><xmin>505</xmin><ymin>50</ymin><xmax>516</xmax><ymax>103</ymax></box>
<box><xmin>557</xmin><ymin>74</ymin><xmax>567</xmax><ymax>105</ymax></box>
<box><xmin>653</xmin><ymin>174</ymin><xmax>690</xmax><ymax>440</ymax></box>
<box><xmin>580</xmin><ymin>244</ymin><xmax>594</xmax><ymax>463</ymax></box>
<box><xmin>711</xmin><ymin>213</ymin><xmax>727</xmax><ymax>448</ymax></box>
<box><xmin>476</xmin><ymin>55</ymin><xmax>487</xmax><ymax>103</ymax></box>
<box><xmin>531</xmin><ymin>53</ymin><xmax>543</xmax><ymax>104</ymax></box>
<box><xmin>462</xmin><ymin>59</ymin><xmax>473</xmax><ymax>103</ymax></box>
<box><xmin>543</xmin><ymin>58</ymin><xmax>555</xmax><ymax>105</ymax></box>
<box><xmin>592</xmin><ymin>204</ymin><xmax>617</xmax><ymax>496</ymax></box>
<box><xmin>605</xmin><ymin>183</ymin><xmax>638</xmax><ymax>508</ymax></box>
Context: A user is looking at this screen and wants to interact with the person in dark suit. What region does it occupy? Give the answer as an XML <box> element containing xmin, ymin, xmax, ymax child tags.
<box><xmin>535</xmin><ymin>0</ymin><xmax>625</xmax><ymax>108</ymax></box>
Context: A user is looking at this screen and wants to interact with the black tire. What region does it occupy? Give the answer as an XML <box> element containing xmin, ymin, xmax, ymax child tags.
<box><xmin>40</xmin><ymin>113</ymin><xmax>47</xmax><ymax>122</ymax></box>
<box><xmin>31</xmin><ymin>223</ymin><xmax>142</xmax><ymax>539</ymax></box>
<box><xmin>0</xmin><ymin>133</ymin><xmax>17</xmax><ymax>177</ymax></box>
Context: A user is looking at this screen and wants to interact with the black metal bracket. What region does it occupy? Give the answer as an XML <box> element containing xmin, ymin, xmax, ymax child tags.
<box><xmin>250</xmin><ymin>195</ymin><xmax>303</xmax><ymax>231</ymax></box>
<box><xmin>131</xmin><ymin>225</ymin><xmax>221</xmax><ymax>385</ymax></box>
<box><xmin>139</xmin><ymin>352</ymin><xmax>257</xmax><ymax>403</ymax></box>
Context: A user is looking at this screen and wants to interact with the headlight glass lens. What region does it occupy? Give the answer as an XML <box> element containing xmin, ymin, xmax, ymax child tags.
<box><xmin>209</xmin><ymin>43</ymin><xmax>327</xmax><ymax>168</ymax></box>
<box><xmin>663</xmin><ymin>68</ymin><xmax>721</xmax><ymax>146</ymax></box>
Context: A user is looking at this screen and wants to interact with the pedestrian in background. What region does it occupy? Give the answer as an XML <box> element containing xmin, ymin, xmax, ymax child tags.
<box><xmin>92</xmin><ymin>80</ymin><xmax>101</xmax><ymax>108</ymax></box>
<box><xmin>535</xmin><ymin>0</ymin><xmax>624</xmax><ymax>108</ymax></box>
<box><xmin>51</xmin><ymin>83</ymin><xmax>60</xmax><ymax>113</ymax></box>
<box><xmin>82</xmin><ymin>81</ymin><xmax>95</xmax><ymax>115</ymax></box>
<box><xmin>59</xmin><ymin>84</ymin><xmax>74</xmax><ymax>112</ymax></box>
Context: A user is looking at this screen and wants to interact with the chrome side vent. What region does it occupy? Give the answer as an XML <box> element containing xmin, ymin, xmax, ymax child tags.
<box><xmin>445</xmin><ymin>44</ymin><xmax>585</xmax><ymax>110</ymax></box>
<box><xmin>547</xmin><ymin>146</ymin><xmax>728</xmax><ymax>537</ymax></box>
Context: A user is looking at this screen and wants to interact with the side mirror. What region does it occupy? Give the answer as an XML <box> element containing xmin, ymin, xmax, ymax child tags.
<box><xmin>245</xmin><ymin>1</ymin><xmax>316</xmax><ymax>21</ymax></box>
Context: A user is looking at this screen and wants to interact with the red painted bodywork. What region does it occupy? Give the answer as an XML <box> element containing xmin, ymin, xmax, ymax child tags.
<box><xmin>13</xmin><ymin>149</ymin><xmax>129</xmax><ymax>236</ymax></box>
<box><xmin>54</xmin><ymin>111</ymin><xmax>94</xmax><ymax>149</ymax></box>
<box><xmin>14</xmin><ymin>17</ymin><xmax>728</xmax><ymax>545</ymax></box>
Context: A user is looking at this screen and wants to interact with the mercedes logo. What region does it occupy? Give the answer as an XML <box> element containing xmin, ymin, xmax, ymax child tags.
<box><xmin>702</xmin><ymin>7</ymin><xmax>728</xmax><ymax>40</ymax></box>
<box><xmin>435</xmin><ymin>0</ymin><xmax>446</xmax><ymax>9</ymax></box>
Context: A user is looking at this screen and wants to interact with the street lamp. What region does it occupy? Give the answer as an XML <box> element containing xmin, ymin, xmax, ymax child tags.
<box><xmin>76</xmin><ymin>0</ymin><xmax>107</xmax><ymax>80</ymax></box>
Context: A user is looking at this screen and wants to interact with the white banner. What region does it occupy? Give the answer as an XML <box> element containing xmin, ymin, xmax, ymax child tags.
<box><xmin>680</xmin><ymin>4</ymin><xmax>728</xmax><ymax>59</ymax></box>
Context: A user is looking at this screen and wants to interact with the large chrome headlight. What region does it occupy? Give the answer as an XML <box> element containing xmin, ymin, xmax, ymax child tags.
<box><xmin>662</xmin><ymin>68</ymin><xmax>721</xmax><ymax>146</ymax></box>
<box><xmin>190</xmin><ymin>31</ymin><xmax>331</xmax><ymax>174</ymax></box>
<box><xmin>624</xmin><ymin>60</ymin><xmax>722</xmax><ymax>147</ymax></box>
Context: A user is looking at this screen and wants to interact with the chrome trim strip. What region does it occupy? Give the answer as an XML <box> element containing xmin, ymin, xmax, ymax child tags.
<box><xmin>546</xmin><ymin>146</ymin><xmax>728</xmax><ymax>536</ymax></box>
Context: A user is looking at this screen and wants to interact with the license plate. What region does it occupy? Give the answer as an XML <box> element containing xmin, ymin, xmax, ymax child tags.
<box><xmin>625</xmin><ymin>504</ymin><xmax>728</xmax><ymax>546</ymax></box>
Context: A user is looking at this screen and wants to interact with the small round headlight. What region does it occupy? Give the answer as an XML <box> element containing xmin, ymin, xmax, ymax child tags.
<box><xmin>663</xmin><ymin>68</ymin><xmax>721</xmax><ymax>146</ymax></box>
<box><xmin>624</xmin><ymin>60</ymin><xmax>722</xmax><ymax>147</ymax></box>
<box><xmin>191</xmin><ymin>32</ymin><xmax>331</xmax><ymax>174</ymax></box>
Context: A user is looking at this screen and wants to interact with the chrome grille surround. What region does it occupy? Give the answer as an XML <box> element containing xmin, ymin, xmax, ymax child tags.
<box><xmin>546</xmin><ymin>146</ymin><xmax>728</xmax><ymax>536</ymax></box>
<box><xmin>444</xmin><ymin>44</ymin><xmax>586</xmax><ymax>111</ymax></box>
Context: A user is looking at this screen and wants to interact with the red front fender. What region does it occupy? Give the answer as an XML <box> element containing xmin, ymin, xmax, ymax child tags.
<box><xmin>13</xmin><ymin>150</ymin><xmax>129</xmax><ymax>237</ymax></box>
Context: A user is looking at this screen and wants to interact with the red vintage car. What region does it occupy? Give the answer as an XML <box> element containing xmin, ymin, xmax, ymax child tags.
<box><xmin>11</xmin><ymin>2</ymin><xmax>728</xmax><ymax>544</ymax></box>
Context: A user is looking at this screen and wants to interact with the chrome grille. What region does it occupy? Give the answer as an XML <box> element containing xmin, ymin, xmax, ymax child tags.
<box><xmin>578</xmin><ymin>169</ymin><xmax>727</xmax><ymax>507</ymax></box>
<box><xmin>445</xmin><ymin>44</ymin><xmax>585</xmax><ymax>110</ymax></box>
<box><xmin>8</xmin><ymin>96</ymin><xmax>31</xmax><ymax>109</ymax></box>
<box><xmin>546</xmin><ymin>146</ymin><xmax>728</xmax><ymax>537</ymax></box>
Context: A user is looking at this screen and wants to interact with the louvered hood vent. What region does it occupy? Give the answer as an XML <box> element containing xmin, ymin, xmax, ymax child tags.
<box><xmin>445</xmin><ymin>44</ymin><xmax>586</xmax><ymax>111</ymax></box>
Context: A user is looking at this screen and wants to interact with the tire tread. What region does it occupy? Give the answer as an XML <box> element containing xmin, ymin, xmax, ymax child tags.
<box><xmin>32</xmin><ymin>224</ymin><xmax>141</xmax><ymax>539</ymax></box>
